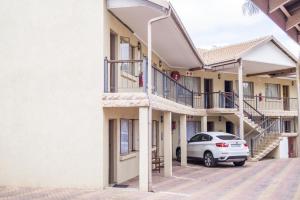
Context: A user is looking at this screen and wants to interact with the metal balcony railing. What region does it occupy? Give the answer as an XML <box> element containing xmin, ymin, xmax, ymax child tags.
<box><xmin>193</xmin><ymin>92</ymin><xmax>237</xmax><ymax>109</ymax></box>
<box><xmin>104</xmin><ymin>58</ymin><xmax>193</xmax><ymax>107</ymax></box>
<box><xmin>152</xmin><ymin>67</ymin><xmax>193</xmax><ymax>107</ymax></box>
<box><xmin>244</xmin><ymin>95</ymin><xmax>298</xmax><ymax>111</ymax></box>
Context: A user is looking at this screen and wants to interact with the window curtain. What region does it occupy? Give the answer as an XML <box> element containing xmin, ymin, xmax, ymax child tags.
<box><xmin>266</xmin><ymin>84</ymin><xmax>280</xmax><ymax>98</ymax></box>
<box><xmin>120</xmin><ymin>119</ymin><xmax>129</xmax><ymax>155</ymax></box>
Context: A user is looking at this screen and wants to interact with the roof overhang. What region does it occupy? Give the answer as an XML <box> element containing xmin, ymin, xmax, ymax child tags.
<box><xmin>107</xmin><ymin>0</ymin><xmax>203</xmax><ymax>69</ymax></box>
<box><xmin>252</xmin><ymin>0</ymin><xmax>300</xmax><ymax>45</ymax></box>
<box><xmin>209</xmin><ymin>38</ymin><xmax>297</xmax><ymax>78</ymax></box>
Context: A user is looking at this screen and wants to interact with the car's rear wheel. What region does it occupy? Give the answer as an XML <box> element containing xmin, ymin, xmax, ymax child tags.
<box><xmin>176</xmin><ymin>148</ymin><xmax>181</xmax><ymax>162</ymax></box>
<box><xmin>233</xmin><ymin>161</ymin><xmax>245</xmax><ymax>167</ymax></box>
<box><xmin>204</xmin><ymin>152</ymin><xmax>216</xmax><ymax>167</ymax></box>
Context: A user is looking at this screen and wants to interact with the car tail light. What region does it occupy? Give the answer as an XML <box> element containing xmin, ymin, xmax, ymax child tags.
<box><xmin>216</xmin><ymin>143</ymin><xmax>229</xmax><ymax>147</ymax></box>
<box><xmin>244</xmin><ymin>144</ymin><xmax>248</xmax><ymax>147</ymax></box>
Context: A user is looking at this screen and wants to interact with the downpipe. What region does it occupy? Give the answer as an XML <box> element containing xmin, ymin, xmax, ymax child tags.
<box><xmin>146</xmin><ymin>7</ymin><xmax>171</xmax><ymax>192</ymax></box>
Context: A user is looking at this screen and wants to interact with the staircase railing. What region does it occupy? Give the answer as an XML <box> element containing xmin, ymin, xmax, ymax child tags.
<box><xmin>250</xmin><ymin>118</ymin><xmax>281</xmax><ymax>157</ymax></box>
<box><xmin>234</xmin><ymin>93</ymin><xmax>266</xmax><ymax>125</ymax></box>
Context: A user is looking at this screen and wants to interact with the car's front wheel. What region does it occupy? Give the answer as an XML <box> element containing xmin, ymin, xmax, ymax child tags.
<box><xmin>233</xmin><ymin>161</ymin><xmax>246</xmax><ymax>167</ymax></box>
<box><xmin>204</xmin><ymin>152</ymin><xmax>216</xmax><ymax>167</ymax></box>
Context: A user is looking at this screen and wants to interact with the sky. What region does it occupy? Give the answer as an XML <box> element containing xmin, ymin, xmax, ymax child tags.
<box><xmin>169</xmin><ymin>0</ymin><xmax>300</xmax><ymax>57</ymax></box>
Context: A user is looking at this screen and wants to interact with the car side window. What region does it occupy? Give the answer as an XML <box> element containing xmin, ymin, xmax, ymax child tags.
<box><xmin>189</xmin><ymin>134</ymin><xmax>201</xmax><ymax>143</ymax></box>
<box><xmin>199</xmin><ymin>134</ymin><xmax>212</xmax><ymax>142</ymax></box>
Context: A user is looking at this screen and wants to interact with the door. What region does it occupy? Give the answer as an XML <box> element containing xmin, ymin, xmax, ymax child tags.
<box><xmin>207</xmin><ymin>121</ymin><xmax>214</xmax><ymax>132</ymax></box>
<box><xmin>226</xmin><ymin>121</ymin><xmax>234</xmax><ymax>134</ymax></box>
<box><xmin>109</xmin><ymin>119</ymin><xmax>117</xmax><ymax>184</ymax></box>
<box><xmin>204</xmin><ymin>79</ymin><xmax>213</xmax><ymax>108</ymax></box>
<box><xmin>283</xmin><ymin>85</ymin><xmax>290</xmax><ymax>110</ymax></box>
<box><xmin>187</xmin><ymin>134</ymin><xmax>201</xmax><ymax>157</ymax></box>
<box><xmin>197</xmin><ymin>134</ymin><xmax>213</xmax><ymax>158</ymax></box>
<box><xmin>224</xmin><ymin>80</ymin><xmax>233</xmax><ymax>108</ymax></box>
<box><xmin>110</xmin><ymin>32</ymin><xmax>117</xmax><ymax>92</ymax></box>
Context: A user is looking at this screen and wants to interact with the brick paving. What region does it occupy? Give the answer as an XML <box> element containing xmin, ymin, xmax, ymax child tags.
<box><xmin>1</xmin><ymin>158</ymin><xmax>300</xmax><ymax>200</ymax></box>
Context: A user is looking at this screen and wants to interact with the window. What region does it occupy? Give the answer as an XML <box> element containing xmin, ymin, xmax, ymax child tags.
<box><xmin>120</xmin><ymin>37</ymin><xmax>135</xmax><ymax>75</ymax></box>
<box><xmin>189</xmin><ymin>134</ymin><xmax>201</xmax><ymax>142</ymax></box>
<box><xmin>217</xmin><ymin>135</ymin><xmax>240</xmax><ymax>140</ymax></box>
<box><xmin>243</xmin><ymin>82</ymin><xmax>254</xmax><ymax>98</ymax></box>
<box><xmin>199</xmin><ymin>134</ymin><xmax>212</xmax><ymax>142</ymax></box>
<box><xmin>152</xmin><ymin>120</ymin><xmax>159</xmax><ymax>147</ymax></box>
<box><xmin>235</xmin><ymin>81</ymin><xmax>254</xmax><ymax>98</ymax></box>
<box><xmin>265</xmin><ymin>83</ymin><xmax>281</xmax><ymax>99</ymax></box>
<box><xmin>179</xmin><ymin>76</ymin><xmax>201</xmax><ymax>94</ymax></box>
<box><xmin>120</xmin><ymin>119</ymin><xmax>136</xmax><ymax>155</ymax></box>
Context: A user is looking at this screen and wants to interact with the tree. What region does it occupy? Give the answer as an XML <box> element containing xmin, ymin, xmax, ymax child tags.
<box><xmin>242</xmin><ymin>0</ymin><xmax>259</xmax><ymax>16</ymax></box>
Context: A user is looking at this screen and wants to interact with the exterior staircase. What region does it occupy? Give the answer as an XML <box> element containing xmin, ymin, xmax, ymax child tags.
<box><xmin>225</xmin><ymin>93</ymin><xmax>282</xmax><ymax>161</ymax></box>
<box><xmin>249</xmin><ymin>134</ymin><xmax>282</xmax><ymax>161</ymax></box>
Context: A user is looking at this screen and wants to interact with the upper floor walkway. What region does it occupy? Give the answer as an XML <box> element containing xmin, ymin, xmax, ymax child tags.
<box><xmin>102</xmin><ymin>58</ymin><xmax>298</xmax><ymax>117</ymax></box>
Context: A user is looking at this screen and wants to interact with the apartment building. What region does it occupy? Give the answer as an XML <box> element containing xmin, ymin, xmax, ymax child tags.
<box><xmin>0</xmin><ymin>0</ymin><xmax>299</xmax><ymax>193</ymax></box>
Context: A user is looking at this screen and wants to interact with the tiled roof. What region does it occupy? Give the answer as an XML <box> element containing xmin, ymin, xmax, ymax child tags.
<box><xmin>197</xmin><ymin>36</ymin><xmax>272</xmax><ymax>65</ymax></box>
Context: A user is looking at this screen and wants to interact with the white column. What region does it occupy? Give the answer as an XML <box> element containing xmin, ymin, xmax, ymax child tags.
<box><xmin>163</xmin><ymin>111</ymin><xmax>172</xmax><ymax>177</ymax></box>
<box><xmin>238</xmin><ymin>60</ymin><xmax>244</xmax><ymax>139</ymax></box>
<box><xmin>180</xmin><ymin>115</ymin><xmax>187</xmax><ymax>166</ymax></box>
<box><xmin>296</xmin><ymin>59</ymin><xmax>300</xmax><ymax>157</ymax></box>
<box><xmin>139</xmin><ymin>107</ymin><xmax>150</xmax><ymax>192</ymax></box>
<box><xmin>201</xmin><ymin>116</ymin><xmax>207</xmax><ymax>132</ymax></box>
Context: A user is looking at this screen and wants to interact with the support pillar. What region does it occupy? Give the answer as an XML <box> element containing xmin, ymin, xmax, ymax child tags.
<box><xmin>180</xmin><ymin>115</ymin><xmax>187</xmax><ymax>166</ymax></box>
<box><xmin>201</xmin><ymin>116</ymin><xmax>207</xmax><ymax>132</ymax></box>
<box><xmin>163</xmin><ymin>111</ymin><xmax>172</xmax><ymax>177</ymax></box>
<box><xmin>296</xmin><ymin>58</ymin><xmax>300</xmax><ymax>157</ymax></box>
<box><xmin>238</xmin><ymin>60</ymin><xmax>244</xmax><ymax>139</ymax></box>
<box><xmin>139</xmin><ymin>107</ymin><xmax>151</xmax><ymax>192</ymax></box>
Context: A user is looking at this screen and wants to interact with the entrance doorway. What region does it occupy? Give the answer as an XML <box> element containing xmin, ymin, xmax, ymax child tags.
<box><xmin>226</xmin><ymin>121</ymin><xmax>234</xmax><ymax>134</ymax></box>
<box><xmin>224</xmin><ymin>80</ymin><xmax>234</xmax><ymax>108</ymax></box>
<box><xmin>204</xmin><ymin>79</ymin><xmax>213</xmax><ymax>108</ymax></box>
<box><xmin>207</xmin><ymin>121</ymin><xmax>214</xmax><ymax>132</ymax></box>
<box><xmin>110</xmin><ymin>31</ymin><xmax>118</xmax><ymax>92</ymax></box>
<box><xmin>283</xmin><ymin>85</ymin><xmax>290</xmax><ymax>110</ymax></box>
<box><xmin>109</xmin><ymin>119</ymin><xmax>117</xmax><ymax>184</ymax></box>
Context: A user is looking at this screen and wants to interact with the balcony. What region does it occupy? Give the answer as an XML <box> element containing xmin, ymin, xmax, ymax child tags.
<box><xmin>244</xmin><ymin>96</ymin><xmax>298</xmax><ymax>112</ymax></box>
<box><xmin>104</xmin><ymin>58</ymin><xmax>298</xmax><ymax>113</ymax></box>
<box><xmin>103</xmin><ymin>58</ymin><xmax>194</xmax><ymax>107</ymax></box>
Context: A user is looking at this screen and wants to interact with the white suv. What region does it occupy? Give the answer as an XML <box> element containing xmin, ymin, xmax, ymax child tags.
<box><xmin>176</xmin><ymin>132</ymin><xmax>249</xmax><ymax>167</ymax></box>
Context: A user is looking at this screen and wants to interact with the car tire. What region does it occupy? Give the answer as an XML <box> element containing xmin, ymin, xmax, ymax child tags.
<box><xmin>176</xmin><ymin>148</ymin><xmax>181</xmax><ymax>162</ymax></box>
<box><xmin>204</xmin><ymin>152</ymin><xmax>216</xmax><ymax>167</ymax></box>
<box><xmin>233</xmin><ymin>161</ymin><xmax>246</xmax><ymax>167</ymax></box>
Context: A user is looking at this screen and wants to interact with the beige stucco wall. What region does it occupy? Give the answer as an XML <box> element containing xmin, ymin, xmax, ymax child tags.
<box><xmin>0</xmin><ymin>0</ymin><xmax>104</xmax><ymax>187</ymax></box>
<box><xmin>175</xmin><ymin>70</ymin><xmax>297</xmax><ymax>99</ymax></box>
<box><xmin>104</xmin><ymin>108</ymin><xmax>164</xmax><ymax>184</ymax></box>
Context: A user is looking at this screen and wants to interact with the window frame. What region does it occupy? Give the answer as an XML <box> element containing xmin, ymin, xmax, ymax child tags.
<box><xmin>120</xmin><ymin>36</ymin><xmax>135</xmax><ymax>76</ymax></box>
<box><xmin>120</xmin><ymin>118</ymin><xmax>136</xmax><ymax>156</ymax></box>
<box><xmin>243</xmin><ymin>81</ymin><xmax>254</xmax><ymax>98</ymax></box>
<box><xmin>265</xmin><ymin>83</ymin><xmax>281</xmax><ymax>100</ymax></box>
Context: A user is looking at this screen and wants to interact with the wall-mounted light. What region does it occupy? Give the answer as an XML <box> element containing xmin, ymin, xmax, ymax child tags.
<box><xmin>218</xmin><ymin>116</ymin><xmax>222</xmax><ymax>122</ymax></box>
<box><xmin>137</xmin><ymin>41</ymin><xmax>141</xmax><ymax>51</ymax></box>
<box><xmin>218</xmin><ymin>73</ymin><xmax>221</xmax><ymax>79</ymax></box>
<box><xmin>292</xmin><ymin>81</ymin><xmax>294</xmax><ymax>86</ymax></box>
<box><xmin>160</xmin><ymin>115</ymin><xmax>163</xmax><ymax>123</ymax></box>
<box><xmin>159</xmin><ymin>60</ymin><xmax>162</xmax><ymax>68</ymax></box>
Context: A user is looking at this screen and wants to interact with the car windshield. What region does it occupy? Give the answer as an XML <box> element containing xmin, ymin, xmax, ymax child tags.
<box><xmin>216</xmin><ymin>135</ymin><xmax>240</xmax><ymax>140</ymax></box>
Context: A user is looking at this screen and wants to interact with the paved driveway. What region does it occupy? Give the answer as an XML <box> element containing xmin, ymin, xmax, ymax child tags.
<box><xmin>1</xmin><ymin>158</ymin><xmax>300</xmax><ymax>200</ymax></box>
